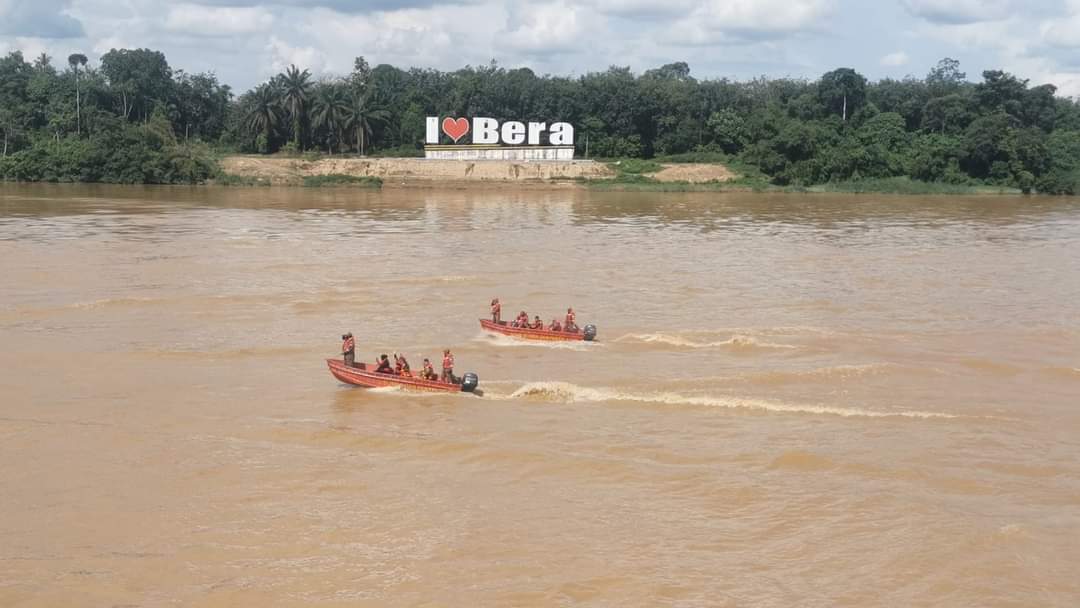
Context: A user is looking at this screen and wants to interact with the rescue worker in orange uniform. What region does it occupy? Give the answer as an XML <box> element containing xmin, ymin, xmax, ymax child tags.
<box><xmin>422</xmin><ymin>358</ymin><xmax>437</xmax><ymax>381</ymax></box>
<box><xmin>532</xmin><ymin>315</ymin><xmax>544</xmax><ymax>329</ymax></box>
<box><xmin>441</xmin><ymin>349</ymin><xmax>455</xmax><ymax>383</ymax></box>
<box><xmin>341</xmin><ymin>332</ymin><xmax>355</xmax><ymax>367</ymax></box>
<box><xmin>565</xmin><ymin>307</ymin><xmax>578</xmax><ymax>333</ymax></box>
<box><xmin>491</xmin><ymin>298</ymin><xmax>502</xmax><ymax>323</ymax></box>
<box><xmin>549</xmin><ymin>318</ymin><xmax>562</xmax><ymax>332</ymax></box>
<box><xmin>395</xmin><ymin>353</ymin><xmax>412</xmax><ymax>377</ymax></box>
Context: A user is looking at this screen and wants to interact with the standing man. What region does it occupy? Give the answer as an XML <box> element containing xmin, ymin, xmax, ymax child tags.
<box><xmin>565</xmin><ymin>307</ymin><xmax>577</xmax><ymax>333</ymax></box>
<box><xmin>491</xmin><ymin>298</ymin><xmax>502</xmax><ymax>323</ymax></box>
<box><xmin>441</xmin><ymin>349</ymin><xmax>455</xmax><ymax>383</ymax></box>
<box><xmin>341</xmin><ymin>332</ymin><xmax>355</xmax><ymax>367</ymax></box>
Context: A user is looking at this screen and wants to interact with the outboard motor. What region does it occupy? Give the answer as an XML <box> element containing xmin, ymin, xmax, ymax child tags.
<box><xmin>460</xmin><ymin>372</ymin><xmax>479</xmax><ymax>393</ymax></box>
<box><xmin>583</xmin><ymin>324</ymin><xmax>598</xmax><ymax>342</ymax></box>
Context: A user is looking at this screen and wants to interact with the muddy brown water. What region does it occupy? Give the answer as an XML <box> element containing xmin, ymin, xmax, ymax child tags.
<box><xmin>2</xmin><ymin>183</ymin><xmax>1079</xmax><ymax>606</ymax></box>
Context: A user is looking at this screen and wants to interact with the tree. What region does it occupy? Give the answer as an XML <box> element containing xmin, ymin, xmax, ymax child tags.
<box><xmin>243</xmin><ymin>83</ymin><xmax>282</xmax><ymax>153</ymax></box>
<box><xmin>99</xmin><ymin>48</ymin><xmax>173</xmax><ymax>123</ymax></box>
<box><xmin>346</xmin><ymin>89</ymin><xmax>390</xmax><ymax>155</ymax></box>
<box><xmin>68</xmin><ymin>53</ymin><xmax>88</xmax><ymax>135</ymax></box>
<box><xmin>926</xmin><ymin>58</ymin><xmax>966</xmax><ymax>95</ymax></box>
<box><xmin>818</xmin><ymin>68</ymin><xmax>867</xmax><ymax>122</ymax></box>
<box><xmin>311</xmin><ymin>82</ymin><xmax>350</xmax><ymax>154</ymax></box>
<box><xmin>277</xmin><ymin>64</ymin><xmax>312</xmax><ymax>150</ymax></box>
<box><xmin>921</xmin><ymin>94</ymin><xmax>971</xmax><ymax>134</ymax></box>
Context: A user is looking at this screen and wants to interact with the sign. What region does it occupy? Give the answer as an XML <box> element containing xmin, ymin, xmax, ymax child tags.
<box><xmin>424</xmin><ymin>116</ymin><xmax>575</xmax><ymax>161</ymax></box>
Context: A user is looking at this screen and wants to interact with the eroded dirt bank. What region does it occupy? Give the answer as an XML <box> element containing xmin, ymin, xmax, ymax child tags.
<box><xmin>220</xmin><ymin>156</ymin><xmax>736</xmax><ymax>187</ymax></box>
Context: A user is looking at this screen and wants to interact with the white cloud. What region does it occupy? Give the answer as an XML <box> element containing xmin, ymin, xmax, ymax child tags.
<box><xmin>901</xmin><ymin>0</ymin><xmax>1012</xmax><ymax>24</ymax></box>
<box><xmin>165</xmin><ymin>4</ymin><xmax>274</xmax><ymax>36</ymax></box>
<box><xmin>266</xmin><ymin>35</ymin><xmax>326</xmax><ymax>75</ymax></box>
<box><xmin>666</xmin><ymin>0</ymin><xmax>832</xmax><ymax>44</ymax></box>
<box><xmin>880</xmin><ymin>51</ymin><xmax>909</xmax><ymax>66</ymax></box>
<box><xmin>505</xmin><ymin>1</ymin><xmax>587</xmax><ymax>52</ymax></box>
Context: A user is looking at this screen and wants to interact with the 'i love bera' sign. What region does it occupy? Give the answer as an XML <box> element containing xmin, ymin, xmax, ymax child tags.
<box><xmin>425</xmin><ymin>117</ymin><xmax>574</xmax><ymax>146</ymax></box>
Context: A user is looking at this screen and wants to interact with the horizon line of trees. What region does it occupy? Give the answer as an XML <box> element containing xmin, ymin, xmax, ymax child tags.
<box><xmin>2</xmin><ymin>48</ymin><xmax>1079</xmax><ymax>193</ymax></box>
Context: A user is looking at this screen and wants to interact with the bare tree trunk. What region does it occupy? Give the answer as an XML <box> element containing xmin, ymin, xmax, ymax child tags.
<box><xmin>842</xmin><ymin>95</ymin><xmax>847</xmax><ymax>122</ymax></box>
<box><xmin>75</xmin><ymin>70</ymin><xmax>81</xmax><ymax>136</ymax></box>
<box><xmin>2</xmin><ymin>131</ymin><xmax>7</xmax><ymax>157</ymax></box>
<box><xmin>360</xmin><ymin>129</ymin><xmax>365</xmax><ymax>157</ymax></box>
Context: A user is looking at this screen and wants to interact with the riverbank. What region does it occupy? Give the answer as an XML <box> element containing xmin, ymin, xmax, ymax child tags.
<box><xmin>218</xmin><ymin>155</ymin><xmax>739</xmax><ymax>188</ymax></box>
<box><xmin>216</xmin><ymin>156</ymin><xmax>1030</xmax><ymax>195</ymax></box>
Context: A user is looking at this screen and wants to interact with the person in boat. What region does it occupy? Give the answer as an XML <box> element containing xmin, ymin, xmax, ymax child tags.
<box><xmin>491</xmin><ymin>298</ymin><xmax>502</xmax><ymax>323</ymax></box>
<box><xmin>565</xmin><ymin>307</ymin><xmax>579</xmax><ymax>333</ymax></box>
<box><xmin>341</xmin><ymin>332</ymin><xmax>355</xmax><ymax>367</ymax></box>
<box><xmin>394</xmin><ymin>353</ymin><xmax>412</xmax><ymax>377</ymax></box>
<box><xmin>375</xmin><ymin>354</ymin><xmax>394</xmax><ymax>374</ymax></box>
<box><xmin>549</xmin><ymin>318</ymin><xmax>562</xmax><ymax>332</ymax></box>
<box><xmin>532</xmin><ymin>315</ymin><xmax>544</xmax><ymax>330</ymax></box>
<box><xmin>517</xmin><ymin>311</ymin><xmax>529</xmax><ymax>327</ymax></box>
<box><xmin>422</xmin><ymin>358</ymin><xmax>437</xmax><ymax>381</ymax></box>
<box><xmin>441</xmin><ymin>349</ymin><xmax>455</xmax><ymax>383</ymax></box>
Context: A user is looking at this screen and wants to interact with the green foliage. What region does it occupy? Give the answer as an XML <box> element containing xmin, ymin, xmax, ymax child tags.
<box><xmin>2</xmin><ymin>46</ymin><xmax>1080</xmax><ymax>194</ymax></box>
<box><xmin>301</xmin><ymin>174</ymin><xmax>382</xmax><ymax>187</ymax></box>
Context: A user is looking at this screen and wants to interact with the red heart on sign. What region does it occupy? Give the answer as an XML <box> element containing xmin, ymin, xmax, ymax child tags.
<box><xmin>442</xmin><ymin>117</ymin><xmax>470</xmax><ymax>143</ymax></box>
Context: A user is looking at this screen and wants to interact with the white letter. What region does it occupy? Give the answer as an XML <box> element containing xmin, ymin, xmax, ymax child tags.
<box><xmin>425</xmin><ymin>117</ymin><xmax>440</xmax><ymax>144</ymax></box>
<box><xmin>527</xmin><ymin>122</ymin><xmax>547</xmax><ymax>145</ymax></box>
<box><xmin>473</xmin><ymin>117</ymin><xmax>499</xmax><ymax>144</ymax></box>
<box><xmin>501</xmin><ymin>121</ymin><xmax>525</xmax><ymax>145</ymax></box>
<box><xmin>549</xmin><ymin>122</ymin><xmax>574</xmax><ymax>146</ymax></box>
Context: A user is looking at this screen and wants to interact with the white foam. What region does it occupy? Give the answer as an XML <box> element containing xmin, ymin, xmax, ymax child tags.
<box><xmin>613</xmin><ymin>332</ymin><xmax>797</xmax><ymax>350</ymax></box>
<box><xmin>493</xmin><ymin>381</ymin><xmax>958</xmax><ymax>419</ymax></box>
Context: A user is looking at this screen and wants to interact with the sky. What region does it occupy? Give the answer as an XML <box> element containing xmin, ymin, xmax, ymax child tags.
<box><xmin>1</xmin><ymin>0</ymin><xmax>1079</xmax><ymax>96</ymax></box>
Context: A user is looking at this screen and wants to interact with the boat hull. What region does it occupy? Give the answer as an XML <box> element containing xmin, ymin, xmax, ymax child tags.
<box><xmin>480</xmin><ymin>319</ymin><xmax>591</xmax><ymax>342</ymax></box>
<box><xmin>327</xmin><ymin>359</ymin><xmax>463</xmax><ymax>393</ymax></box>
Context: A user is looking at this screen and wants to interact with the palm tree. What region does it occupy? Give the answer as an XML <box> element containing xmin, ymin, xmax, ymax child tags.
<box><xmin>347</xmin><ymin>90</ymin><xmax>391</xmax><ymax>156</ymax></box>
<box><xmin>277</xmin><ymin>65</ymin><xmax>312</xmax><ymax>151</ymax></box>
<box><xmin>311</xmin><ymin>83</ymin><xmax>350</xmax><ymax>155</ymax></box>
<box><xmin>68</xmin><ymin>53</ymin><xmax>88</xmax><ymax>136</ymax></box>
<box><xmin>243</xmin><ymin>83</ymin><xmax>283</xmax><ymax>153</ymax></box>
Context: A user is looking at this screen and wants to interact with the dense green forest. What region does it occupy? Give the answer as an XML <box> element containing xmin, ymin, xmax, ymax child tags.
<box><xmin>1</xmin><ymin>48</ymin><xmax>1079</xmax><ymax>193</ymax></box>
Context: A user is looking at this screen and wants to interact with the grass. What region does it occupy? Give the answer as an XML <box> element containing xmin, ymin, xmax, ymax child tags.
<box><xmin>214</xmin><ymin>173</ymin><xmax>272</xmax><ymax>187</ymax></box>
<box><xmin>807</xmin><ymin>177</ymin><xmax>1022</xmax><ymax>195</ymax></box>
<box><xmin>301</xmin><ymin>174</ymin><xmax>383</xmax><ymax>188</ymax></box>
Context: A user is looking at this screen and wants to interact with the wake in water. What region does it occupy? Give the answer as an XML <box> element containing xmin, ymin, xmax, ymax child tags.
<box><xmin>472</xmin><ymin>332</ymin><xmax>599</xmax><ymax>351</ymax></box>
<box><xmin>612</xmin><ymin>331</ymin><xmax>798</xmax><ymax>351</ymax></box>
<box><xmin>486</xmin><ymin>381</ymin><xmax>959</xmax><ymax>419</ymax></box>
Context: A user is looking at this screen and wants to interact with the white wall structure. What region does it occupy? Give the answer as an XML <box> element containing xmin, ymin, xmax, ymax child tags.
<box><xmin>424</xmin><ymin>146</ymin><xmax>575</xmax><ymax>161</ymax></box>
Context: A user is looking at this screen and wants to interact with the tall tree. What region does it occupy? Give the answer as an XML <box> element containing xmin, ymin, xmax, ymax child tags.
<box><xmin>818</xmin><ymin>68</ymin><xmax>867</xmax><ymax>122</ymax></box>
<box><xmin>68</xmin><ymin>53</ymin><xmax>88</xmax><ymax>135</ymax></box>
<box><xmin>346</xmin><ymin>90</ymin><xmax>390</xmax><ymax>155</ymax></box>
<box><xmin>243</xmin><ymin>82</ymin><xmax>282</xmax><ymax>153</ymax></box>
<box><xmin>311</xmin><ymin>82</ymin><xmax>350</xmax><ymax>154</ymax></box>
<box><xmin>277</xmin><ymin>65</ymin><xmax>312</xmax><ymax>150</ymax></box>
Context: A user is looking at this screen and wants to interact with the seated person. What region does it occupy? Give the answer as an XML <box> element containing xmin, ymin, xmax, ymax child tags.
<box><xmin>549</xmin><ymin>318</ymin><xmax>562</xmax><ymax>332</ymax></box>
<box><xmin>395</xmin><ymin>354</ymin><xmax>412</xmax><ymax>377</ymax></box>
<box><xmin>374</xmin><ymin>354</ymin><xmax>394</xmax><ymax>374</ymax></box>
<box><xmin>422</xmin><ymin>358</ymin><xmax>437</xmax><ymax>381</ymax></box>
<box><xmin>532</xmin><ymin>315</ymin><xmax>544</xmax><ymax>329</ymax></box>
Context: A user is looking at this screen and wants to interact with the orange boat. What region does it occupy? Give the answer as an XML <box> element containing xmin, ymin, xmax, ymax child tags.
<box><xmin>480</xmin><ymin>319</ymin><xmax>597</xmax><ymax>342</ymax></box>
<box><xmin>326</xmin><ymin>359</ymin><xmax>478</xmax><ymax>393</ymax></box>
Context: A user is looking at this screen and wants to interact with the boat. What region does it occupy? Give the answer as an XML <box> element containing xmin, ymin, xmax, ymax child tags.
<box><xmin>326</xmin><ymin>359</ymin><xmax>478</xmax><ymax>393</ymax></box>
<box><xmin>480</xmin><ymin>319</ymin><xmax>597</xmax><ymax>342</ymax></box>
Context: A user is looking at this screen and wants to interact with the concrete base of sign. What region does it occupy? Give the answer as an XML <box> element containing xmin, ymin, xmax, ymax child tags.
<box><xmin>424</xmin><ymin>146</ymin><xmax>575</xmax><ymax>161</ymax></box>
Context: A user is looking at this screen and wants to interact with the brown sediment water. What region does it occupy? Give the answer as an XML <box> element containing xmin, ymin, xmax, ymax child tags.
<box><xmin>2</xmin><ymin>183</ymin><xmax>1079</xmax><ymax>606</ymax></box>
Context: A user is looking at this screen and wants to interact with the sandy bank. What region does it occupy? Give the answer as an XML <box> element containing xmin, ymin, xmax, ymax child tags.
<box><xmin>220</xmin><ymin>156</ymin><xmax>737</xmax><ymax>187</ymax></box>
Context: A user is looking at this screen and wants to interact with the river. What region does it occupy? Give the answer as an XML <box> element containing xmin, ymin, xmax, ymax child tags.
<box><xmin>2</xmin><ymin>183</ymin><xmax>1079</xmax><ymax>606</ymax></box>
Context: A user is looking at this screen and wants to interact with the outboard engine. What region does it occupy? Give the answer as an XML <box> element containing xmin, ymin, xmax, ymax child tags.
<box><xmin>583</xmin><ymin>324</ymin><xmax>598</xmax><ymax>342</ymax></box>
<box><xmin>460</xmin><ymin>372</ymin><xmax>479</xmax><ymax>393</ymax></box>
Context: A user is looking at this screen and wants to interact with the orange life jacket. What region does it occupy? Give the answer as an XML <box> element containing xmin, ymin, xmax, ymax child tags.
<box><xmin>443</xmin><ymin>354</ymin><xmax>454</xmax><ymax>369</ymax></box>
<box><xmin>343</xmin><ymin>336</ymin><xmax>354</xmax><ymax>352</ymax></box>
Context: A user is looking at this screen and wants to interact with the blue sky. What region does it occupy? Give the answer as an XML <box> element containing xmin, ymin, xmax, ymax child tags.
<box><xmin>2</xmin><ymin>0</ymin><xmax>1079</xmax><ymax>96</ymax></box>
